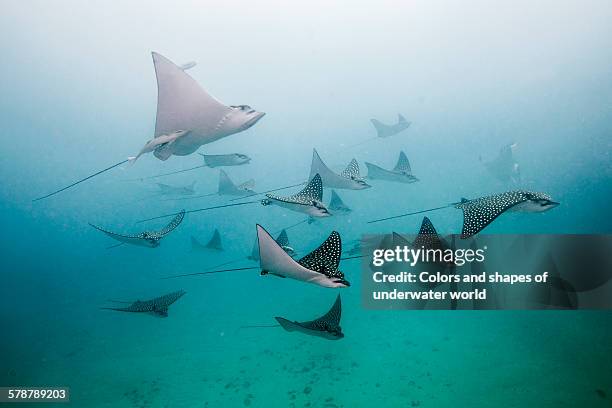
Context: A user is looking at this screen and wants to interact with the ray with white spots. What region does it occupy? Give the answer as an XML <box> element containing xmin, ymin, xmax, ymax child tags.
<box><xmin>309</xmin><ymin>149</ymin><xmax>370</xmax><ymax>190</ymax></box>
<box><xmin>90</xmin><ymin>210</ymin><xmax>185</xmax><ymax>248</ymax></box>
<box><xmin>276</xmin><ymin>294</ymin><xmax>344</xmax><ymax>340</ymax></box>
<box><xmin>365</xmin><ymin>151</ymin><xmax>419</xmax><ymax>184</ymax></box>
<box><xmin>101</xmin><ymin>290</ymin><xmax>186</xmax><ymax>317</ymax></box>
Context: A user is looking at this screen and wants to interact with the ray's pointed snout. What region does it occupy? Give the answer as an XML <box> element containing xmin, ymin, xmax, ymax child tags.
<box><xmin>335</xmin><ymin>279</ymin><xmax>351</xmax><ymax>287</ymax></box>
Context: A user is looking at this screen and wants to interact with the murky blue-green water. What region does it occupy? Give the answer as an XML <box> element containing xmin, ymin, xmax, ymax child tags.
<box><xmin>1</xmin><ymin>1</ymin><xmax>611</xmax><ymax>407</ymax></box>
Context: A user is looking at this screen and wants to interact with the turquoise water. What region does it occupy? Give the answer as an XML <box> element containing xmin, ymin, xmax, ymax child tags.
<box><xmin>1</xmin><ymin>1</ymin><xmax>612</xmax><ymax>407</ymax></box>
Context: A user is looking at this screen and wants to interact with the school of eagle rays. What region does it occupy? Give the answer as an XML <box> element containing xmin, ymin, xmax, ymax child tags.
<box><xmin>34</xmin><ymin>52</ymin><xmax>559</xmax><ymax>339</ymax></box>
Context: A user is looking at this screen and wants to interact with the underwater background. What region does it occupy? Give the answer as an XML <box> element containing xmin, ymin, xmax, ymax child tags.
<box><xmin>1</xmin><ymin>1</ymin><xmax>611</xmax><ymax>407</ymax></box>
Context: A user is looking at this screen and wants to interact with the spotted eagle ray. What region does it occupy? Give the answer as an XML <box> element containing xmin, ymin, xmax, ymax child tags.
<box><xmin>371</xmin><ymin>114</ymin><xmax>411</xmax><ymax>138</ymax></box>
<box><xmin>329</xmin><ymin>190</ymin><xmax>352</xmax><ymax>214</ymax></box>
<box><xmin>90</xmin><ymin>210</ymin><xmax>185</xmax><ymax>247</ymax></box>
<box><xmin>365</xmin><ymin>151</ymin><xmax>419</xmax><ymax>183</ymax></box>
<box><xmin>455</xmin><ymin>191</ymin><xmax>558</xmax><ymax>238</ymax></box>
<box><xmin>200</xmin><ymin>152</ymin><xmax>251</xmax><ymax>168</ymax></box>
<box><xmin>101</xmin><ymin>290</ymin><xmax>186</xmax><ymax>317</ymax></box>
<box><xmin>160</xmin><ymin>169</ymin><xmax>254</xmax><ymax>202</ymax></box>
<box><xmin>249</xmin><ymin>228</ymin><xmax>295</xmax><ymax>261</ymax></box>
<box><xmin>159</xmin><ymin>220</ymin><xmax>308</xmax><ymax>280</ymax></box>
<box><xmin>309</xmin><ymin>149</ymin><xmax>370</xmax><ymax>190</ymax></box>
<box><xmin>368</xmin><ymin>191</ymin><xmax>559</xmax><ymax>238</ymax></box>
<box><xmin>33</xmin><ymin>52</ymin><xmax>264</xmax><ymax>201</ymax></box>
<box><xmin>135</xmin><ymin>152</ymin><xmax>253</xmax><ymax>181</ymax></box>
<box><xmin>480</xmin><ymin>143</ymin><xmax>521</xmax><ymax>184</ymax></box>
<box><xmin>159</xmin><ymin>222</ymin><xmax>362</xmax><ymax>281</ymax></box>
<box><xmin>218</xmin><ymin>170</ymin><xmax>255</xmax><ymax>196</ymax></box>
<box><xmin>276</xmin><ymin>294</ymin><xmax>344</xmax><ymax>339</ymax></box>
<box><xmin>392</xmin><ymin>217</ymin><xmax>454</xmax><ymax>270</ymax></box>
<box><xmin>257</xmin><ymin>224</ymin><xmax>349</xmax><ymax>288</ymax></box>
<box><xmin>261</xmin><ymin>174</ymin><xmax>331</xmax><ymax>218</ymax></box>
<box><xmin>191</xmin><ymin>229</ymin><xmax>223</xmax><ymax>251</ymax></box>
<box><xmin>157</xmin><ymin>181</ymin><xmax>196</xmax><ymax>195</ymax></box>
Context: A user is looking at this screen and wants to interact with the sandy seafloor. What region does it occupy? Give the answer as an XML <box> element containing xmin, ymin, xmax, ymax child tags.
<box><xmin>3</xmin><ymin>259</ymin><xmax>612</xmax><ymax>408</ymax></box>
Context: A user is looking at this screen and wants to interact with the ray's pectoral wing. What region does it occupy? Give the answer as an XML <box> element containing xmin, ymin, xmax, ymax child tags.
<box><xmin>275</xmin><ymin>229</ymin><xmax>289</xmax><ymax>248</ymax></box>
<box><xmin>206</xmin><ymin>229</ymin><xmax>223</xmax><ymax>250</ymax></box>
<box><xmin>297</xmin><ymin>231</ymin><xmax>342</xmax><ymax>278</ymax></box>
<box><xmin>257</xmin><ymin>224</ymin><xmax>318</xmax><ymax>281</ymax></box>
<box><xmin>310</xmin><ymin>149</ymin><xmax>336</xmax><ymax>181</ymax></box>
<box><xmin>371</xmin><ymin>119</ymin><xmax>388</xmax><ymax>136</ymax></box>
<box><xmin>89</xmin><ymin>224</ymin><xmax>145</xmax><ymax>245</ymax></box>
<box><xmin>297</xmin><ymin>174</ymin><xmax>323</xmax><ymax>202</ymax></box>
<box><xmin>275</xmin><ymin>317</ymin><xmax>300</xmax><ymax>332</ymax></box>
<box><xmin>457</xmin><ymin>193</ymin><xmax>526</xmax><ymax>238</ymax></box>
<box><xmin>393</xmin><ymin>151</ymin><xmax>412</xmax><ymax>173</ymax></box>
<box><xmin>413</xmin><ymin>216</ymin><xmax>445</xmax><ymax>250</ymax></box>
<box><xmin>218</xmin><ymin>170</ymin><xmax>238</xmax><ymax>193</ymax></box>
<box><xmin>267</xmin><ymin>174</ymin><xmax>323</xmax><ymax>205</ymax></box>
<box><xmin>340</xmin><ymin>158</ymin><xmax>361</xmax><ymax>179</ymax></box>
<box><xmin>301</xmin><ymin>294</ymin><xmax>342</xmax><ymax>331</ymax></box>
<box><xmin>365</xmin><ymin>162</ymin><xmax>389</xmax><ymax>178</ymax></box>
<box><xmin>152</xmin><ymin>52</ymin><xmax>232</xmax><ymax>138</ymax></box>
<box><xmin>154</xmin><ymin>210</ymin><xmax>186</xmax><ymax>238</ymax></box>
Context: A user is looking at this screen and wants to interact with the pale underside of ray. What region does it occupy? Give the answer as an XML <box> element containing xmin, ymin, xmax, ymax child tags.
<box><xmin>250</xmin><ymin>229</ymin><xmax>290</xmax><ymax>261</ymax></box>
<box><xmin>32</xmin><ymin>53</ymin><xmax>233</xmax><ymax>201</ymax></box>
<box><xmin>257</xmin><ymin>224</ymin><xmax>342</xmax><ymax>288</ymax></box>
<box><xmin>309</xmin><ymin>149</ymin><xmax>360</xmax><ymax>189</ymax></box>
<box><xmin>153</xmin><ymin>52</ymin><xmax>233</xmax><ymax>156</ymax></box>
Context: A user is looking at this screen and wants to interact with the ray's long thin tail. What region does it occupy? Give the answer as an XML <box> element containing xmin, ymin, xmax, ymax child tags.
<box><xmin>239</xmin><ymin>324</ymin><xmax>280</xmax><ymax>329</ymax></box>
<box><xmin>33</xmin><ymin>159</ymin><xmax>129</xmax><ymax>202</ymax></box>
<box><xmin>139</xmin><ymin>164</ymin><xmax>208</xmax><ymax>180</ymax></box>
<box><xmin>162</xmin><ymin>192</ymin><xmax>218</xmax><ymax>202</ymax></box>
<box><xmin>367</xmin><ymin>204</ymin><xmax>454</xmax><ymax>224</ymax></box>
<box><xmin>160</xmin><ymin>265</ymin><xmax>259</xmax><ymax>280</ymax></box>
<box><xmin>106</xmin><ymin>242</ymin><xmax>126</xmax><ymax>250</ymax></box>
<box><xmin>229</xmin><ymin>182</ymin><xmax>307</xmax><ymax>202</ymax></box>
<box><xmin>137</xmin><ymin>200</ymin><xmax>260</xmax><ymax>223</ymax></box>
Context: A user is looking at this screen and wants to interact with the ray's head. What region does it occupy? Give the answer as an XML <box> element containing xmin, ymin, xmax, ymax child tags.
<box><xmin>311</xmin><ymin>200</ymin><xmax>332</xmax><ymax>217</ymax></box>
<box><xmin>139</xmin><ymin>232</ymin><xmax>161</xmax><ymax>247</ymax></box>
<box><xmin>233</xmin><ymin>153</ymin><xmax>251</xmax><ymax>164</ymax></box>
<box><xmin>228</xmin><ymin>105</ymin><xmax>266</xmax><ymax>132</ymax></box>
<box><xmin>522</xmin><ymin>192</ymin><xmax>560</xmax><ymax>212</ymax></box>
<box><xmin>350</xmin><ymin>176</ymin><xmax>371</xmax><ymax>189</ymax></box>
<box><xmin>323</xmin><ymin>325</ymin><xmax>344</xmax><ymax>340</ymax></box>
